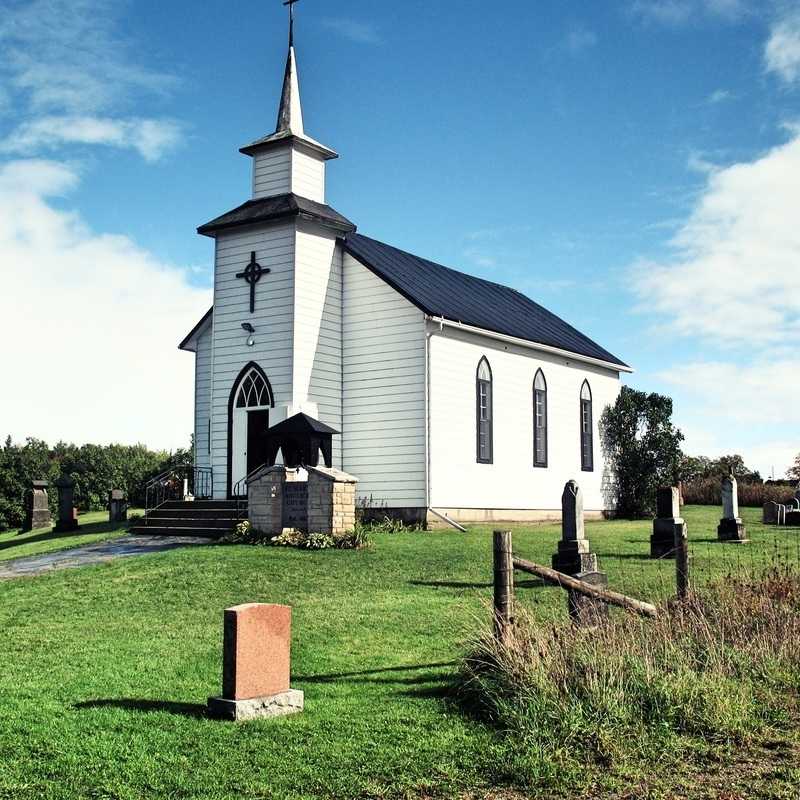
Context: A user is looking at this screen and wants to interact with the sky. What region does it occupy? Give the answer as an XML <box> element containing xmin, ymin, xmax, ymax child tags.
<box><xmin>0</xmin><ymin>0</ymin><xmax>798</xmax><ymax>477</ymax></box>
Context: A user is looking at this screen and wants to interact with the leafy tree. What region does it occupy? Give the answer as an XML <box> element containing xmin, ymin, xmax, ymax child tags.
<box><xmin>789</xmin><ymin>453</ymin><xmax>800</xmax><ymax>481</ymax></box>
<box><xmin>600</xmin><ymin>387</ymin><xmax>684</xmax><ymax>519</ymax></box>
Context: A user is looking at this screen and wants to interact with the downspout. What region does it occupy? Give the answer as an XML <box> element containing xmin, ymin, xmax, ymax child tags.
<box><xmin>425</xmin><ymin>317</ymin><xmax>466</xmax><ymax>532</ymax></box>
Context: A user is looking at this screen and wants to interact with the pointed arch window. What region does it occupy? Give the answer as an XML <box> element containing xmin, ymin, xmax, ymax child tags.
<box><xmin>533</xmin><ymin>369</ymin><xmax>548</xmax><ymax>468</ymax></box>
<box><xmin>580</xmin><ymin>380</ymin><xmax>594</xmax><ymax>472</ymax></box>
<box><xmin>235</xmin><ymin>367</ymin><xmax>271</xmax><ymax>409</ymax></box>
<box><xmin>476</xmin><ymin>357</ymin><xmax>493</xmax><ymax>464</ymax></box>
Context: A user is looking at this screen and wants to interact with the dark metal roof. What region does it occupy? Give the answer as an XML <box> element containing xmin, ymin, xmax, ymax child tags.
<box><xmin>268</xmin><ymin>412</ymin><xmax>340</xmax><ymax>436</ymax></box>
<box><xmin>344</xmin><ymin>233</ymin><xmax>629</xmax><ymax>369</ymax></box>
<box><xmin>197</xmin><ymin>194</ymin><xmax>355</xmax><ymax>237</ymax></box>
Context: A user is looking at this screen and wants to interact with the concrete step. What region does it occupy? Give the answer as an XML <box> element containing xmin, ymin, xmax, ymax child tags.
<box><xmin>130</xmin><ymin>525</ymin><xmax>228</xmax><ymax>539</ymax></box>
<box><xmin>159</xmin><ymin>500</ymin><xmax>241</xmax><ymax>511</ymax></box>
<box><xmin>145</xmin><ymin>516</ymin><xmax>240</xmax><ymax>530</ymax></box>
<box><xmin>150</xmin><ymin>508</ymin><xmax>241</xmax><ymax>522</ymax></box>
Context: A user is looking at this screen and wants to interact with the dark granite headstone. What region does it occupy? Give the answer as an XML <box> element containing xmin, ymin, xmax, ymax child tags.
<box><xmin>109</xmin><ymin>489</ymin><xmax>128</xmax><ymax>523</ymax></box>
<box><xmin>22</xmin><ymin>480</ymin><xmax>51</xmax><ymax>532</ymax></box>
<box><xmin>651</xmin><ymin>487</ymin><xmax>684</xmax><ymax>559</ymax></box>
<box><xmin>54</xmin><ymin>476</ymin><xmax>79</xmax><ymax>533</ymax></box>
<box><xmin>552</xmin><ymin>480</ymin><xmax>598</xmax><ymax>575</ymax></box>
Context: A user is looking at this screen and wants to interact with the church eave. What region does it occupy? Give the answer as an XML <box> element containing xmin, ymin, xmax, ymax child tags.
<box><xmin>239</xmin><ymin>132</ymin><xmax>338</xmax><ymax>161</ymax></box>
<box><xmin>178</xmin><ymin>307</ymin><xmax>213</xmax><ymax>352</ymax></box>
<box><xmin>197</xmin><ymin>193</ymin><xmax>356</xmax><ymax>238</ymax></box>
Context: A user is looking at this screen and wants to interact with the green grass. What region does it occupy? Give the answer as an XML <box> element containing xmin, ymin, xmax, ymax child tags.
<box><xmin>0</xmin><ymin>509</ymin><xmax>143</xmax><ymax>563</ymax></box>
<box><xmin>0</xmin><ymin>506</ymin><xmax>797</xmax><ymax>799</ymax></box>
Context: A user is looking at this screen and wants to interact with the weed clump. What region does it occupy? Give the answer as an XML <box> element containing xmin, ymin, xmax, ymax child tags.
<box><xmin>460</xmin><ymin>568</ymin><xmax>800</xmax><ymax>788</ymax></box>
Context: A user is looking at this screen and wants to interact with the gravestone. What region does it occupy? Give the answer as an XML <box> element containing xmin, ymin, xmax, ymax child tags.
<box><xmin>53</xmin><ymin>476</ymin><xmax>79</xmax><ymax>533</ymax></box>
<box><xmin>552</xmin><ymin>480</ymin><xmax>598</xmax><ymax>575</ymax></box>
<box><xmin>22</xmin><ymin>480</ymin><xmax>51</xmax><ymax>532</ymax></box>
<box><xmin>717</xmin><ymin>473</ymin><xmax>747</xmax><ymax>543</ymax></box>
<box><xmin>567</xmin><ymin>570</ymin><xmax>610</xmax><ymax>625</ymax></box>
<box><xmin>763</xmin><ymin>501</ymin><xmax>780</xmax><ymax>525</ymax></box>
<box><xmin>109</xmin><ymin>489</ymin><xmax>128</xmax><ymax>523</ymax></box>
<box><xmin>651</xmin><ymin>486</ymin><xmax>685</xmax><ymax>559</ymax></box>
<box><xmin>207</xmin><ymin>603</ymin><xmax>303</xmax><ymax>721</ymax></box>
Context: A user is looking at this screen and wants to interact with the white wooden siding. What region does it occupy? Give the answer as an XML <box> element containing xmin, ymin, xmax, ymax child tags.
<box><xmin>209</xmin><ymin>222</ymin><xmax>295</xmax><ymax>497</ymax></box>
<box><xmin>252</xmin><ymin>148</ymin><xmax>292</xmax><ymax>199</ymax></box>
<box><xmin>251</xmin><ymin>145</ymin><xmax>326</xmax><ymax>202</ymax></box>
<box><xmin>294</xmin><ymin>221</ymin><xmax>342</xmax><ymax>466</ymax></box>
<box><xmin>428</xmin><ymin>325</ymin><xmax>621</xmax><ymax>512</ymax></box>
<box><xmin>292</xmin><ymin>149</ymin><xmax>325</xmax><ymax>203</ymax></box>
<box><xmin>342</xmin><ymin>253</ymin><xmax>427</xmax><ymax>507</ymax></box>
<box><xmin>194</xmin><ymin>321</ymin><xmax>213</xmax><ymax>470</ymax></box>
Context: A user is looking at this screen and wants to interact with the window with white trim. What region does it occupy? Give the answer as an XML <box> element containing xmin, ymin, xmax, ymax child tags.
<box><xmin>580</xmin><ymin>380</ymin><xmax>594</xmax><ymax>472</ymax></box>
<box><xmin>533</xmin><ymin>369</ymin><xmax>547</xmax><ymax>468</ymax></box>
<box><xmin>476</xmin><ymin>357</ymin><xmax>493</xmax><ymax>464</ymax></box>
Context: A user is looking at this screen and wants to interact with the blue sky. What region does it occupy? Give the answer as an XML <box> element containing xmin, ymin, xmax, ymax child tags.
<box><xmin>1</xmin><ymin>0</ymin><xmax>799</xmax><ymax>477</ymax></box>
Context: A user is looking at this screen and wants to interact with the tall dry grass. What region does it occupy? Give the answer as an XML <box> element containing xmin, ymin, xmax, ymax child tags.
<box><xmin>682</xmin><ymin>478</ymin><xmax>795</xmax><ymax>507</ymax></box>
<box><xmin>460</xmin><ymin>569</ymin><xmax>800</xmax><ymax>788</ymax></box>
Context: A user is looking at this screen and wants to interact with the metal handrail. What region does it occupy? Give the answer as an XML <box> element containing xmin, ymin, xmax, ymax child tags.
<box><xmin>145</xmin><ymin>465</ymin><xmax>213</xmax><ymax>520</ymax></box>
<box><xmin>232</xmin><ymin>464</ymin><xmax>268</xmax><ymax>519</ymax></box>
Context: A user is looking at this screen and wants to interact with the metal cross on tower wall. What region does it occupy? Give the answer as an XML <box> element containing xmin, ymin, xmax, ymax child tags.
<box><xmin>236</xmin><ymin>252</ymin><xmax>271</xmax><ymax>314</ymax></box>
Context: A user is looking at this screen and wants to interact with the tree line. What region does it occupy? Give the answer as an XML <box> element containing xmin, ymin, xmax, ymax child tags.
<box><xmin>601</xmin><ymin>387</ymin><xmax>799</xmax><ymax>518</ymax></box>
<box><xmin>0</xmin><ymin>436</ymin><xmax>193</xmax><ymax>531</ymax></box>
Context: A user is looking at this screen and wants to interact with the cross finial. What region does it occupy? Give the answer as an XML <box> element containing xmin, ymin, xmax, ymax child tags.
<box><xmin>284</xmin><ymin>0</ymin><xmax>300</xmax><ymax>48</ymax></box>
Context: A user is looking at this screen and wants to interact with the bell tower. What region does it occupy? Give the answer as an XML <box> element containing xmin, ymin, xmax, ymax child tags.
<box><xmin>239</xmin><ymin>1</ymin><xmax>337</xmax><ymax>204</ymax></box>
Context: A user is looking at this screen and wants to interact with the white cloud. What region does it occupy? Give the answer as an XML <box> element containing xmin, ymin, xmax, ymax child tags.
<box><xmin>707</xmin><ymin>88</ymin><xmax>734</xmax><ymax>103</ymax></box>
<box><xmin>0</xmin><ymin>116</ymin><xmax>183</xmax><ymax>161</ymax></box>
<box><xmin>564</xmin><ymin>27</ymin><xmax>598</xmax><ymax>54</ymax></box>
<box><xmin>0</xmin><ymin>0</ymin><xmax>176</xmax><ymax>115</ymax></box>
<box><xmin>632</xmin><ymin>129</ymin><xmax>800</xmax><ymax>346</ymax></box>
<box><xmin>630</xmin><ymin>0</ymin><xmax>750</xmax><ymax>25</ymax></box>
<box><xmin>320</xmin><ymin>18</ymin><xmax>381</xmax><ymax>45</ymax></box>
<box><xmin>765</xmin><ymin>12</ymin><xmax>800</xmax><ymax>85</ymax></box>
<box><xmin>0</xmin><ymin>159</ymin><xmax>209</xmax><ymax>449</ymax></box>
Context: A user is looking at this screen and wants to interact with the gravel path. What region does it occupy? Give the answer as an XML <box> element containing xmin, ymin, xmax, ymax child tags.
<box><xmin>0</xmin><ymin>535</ymin><xmax>212</xmax><ymax>580</ymax></box>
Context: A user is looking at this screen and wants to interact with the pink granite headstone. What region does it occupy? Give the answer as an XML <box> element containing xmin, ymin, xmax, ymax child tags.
<box><xmin>208</xmin><ymin>603</ymin><xmax>303</xmax><ymax>721</ymax></box>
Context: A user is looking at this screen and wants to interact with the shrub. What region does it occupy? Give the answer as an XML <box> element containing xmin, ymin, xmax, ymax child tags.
<box><xmin>224</xmin><ymin>524</ymin><xmax>371</xmax><ymax>551</ymax></box>
<box><xmin>460</xmin><ymin>568</ymin><xmax>800</xmax><ymax>788</ymax></box>
<box><xmin>599</xmin><ymin>388</ymin><xmax>684</xmax><ymax>518</ymax></box>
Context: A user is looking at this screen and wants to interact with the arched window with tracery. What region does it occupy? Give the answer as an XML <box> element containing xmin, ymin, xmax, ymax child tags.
<box><xmin>235</xmin><ymin>367</ymin><xmax>271</xmax><ymax>408</ymax></box>
<box><xmin>580</xmin><ymin>380</ymin><xmax>594</xmax><ymax>472</ymax></box>
<box><xmin>533</xmin><ymin>369</ymin><xmax>548</xmax><ymax>468</ymax></box>
<box><xmin>476</xmin><ymin>357</ymin><xmax>493</xmax><ymax>464</ymax></box>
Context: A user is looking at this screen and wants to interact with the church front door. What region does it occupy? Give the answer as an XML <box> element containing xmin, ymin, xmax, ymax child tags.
<box><xmin>247</xmin><ymin>409</ymin><xmax>270</xmax><ymax>475</ymax></box>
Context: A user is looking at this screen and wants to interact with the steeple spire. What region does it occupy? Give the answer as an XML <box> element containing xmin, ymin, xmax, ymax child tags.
<box><xmin>276</xmin><ymin>0</ymin><xmax>304</xmax><ymax>135</ymax></box>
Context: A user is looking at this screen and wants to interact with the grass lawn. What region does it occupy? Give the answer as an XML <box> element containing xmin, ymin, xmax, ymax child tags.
<box><xmin>0</xmin><ymin>509</ymin><xmax>143</xmax><ymax>563</ymax></box>
<box><xmin>0</xmin><ymin>505</ymin><xmax>798</xmax><ymax>799</ymax></box>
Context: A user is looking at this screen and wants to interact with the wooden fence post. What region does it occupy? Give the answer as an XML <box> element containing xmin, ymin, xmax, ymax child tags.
<box><xmin>493</xmin><ymin>530</ymin><xmax>514</xmax><ymax>641</ymax></box>
<box><xmin>675</xmin><ymin>521</ymin><xmax>690</xmax><ymax>599</ymax></box>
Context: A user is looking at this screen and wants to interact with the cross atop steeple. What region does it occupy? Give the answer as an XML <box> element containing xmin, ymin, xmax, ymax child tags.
<box><xmin>284</xmin><ymin>0</ymin><xmax>300</xmax><ymax>47</ymax></box>
<box><xmin>276</xmin><ymin>0</ymin><xmax>304</xmax><ymax>135</ymax></box>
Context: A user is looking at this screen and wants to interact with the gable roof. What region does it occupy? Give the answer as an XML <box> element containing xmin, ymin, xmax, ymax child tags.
<box><xmin>197</xmin><ymin>193</ymin><xmax>355</xmax><ymax>238</ymax></box>
<box><xmin>343</xmin><ymin>233</ymin><xmax>629</xmax><ymax>371</ymax></box>
<box><xmin>178</xmin><ymin>307</ymin><xmax>212</xmax><ymax>352</ymax></box>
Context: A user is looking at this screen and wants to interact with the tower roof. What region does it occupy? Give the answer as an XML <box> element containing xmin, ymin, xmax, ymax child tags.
<box><xmin>240</xmin><ymin>9</ymin><xmax>337</xmax><ymax>161</ymax></box>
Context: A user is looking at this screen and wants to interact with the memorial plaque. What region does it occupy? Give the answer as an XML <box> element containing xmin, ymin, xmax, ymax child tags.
<box><xmin>282</xmin><ymin>483</ymin><xmax>308</xmax><ymax>530</ymax></box>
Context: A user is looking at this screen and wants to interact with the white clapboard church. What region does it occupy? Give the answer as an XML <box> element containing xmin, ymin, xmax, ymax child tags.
<box><xmin>178</xmin><ymin>12</ymin><xmax>631</xmax><ymax>524</ymax></box>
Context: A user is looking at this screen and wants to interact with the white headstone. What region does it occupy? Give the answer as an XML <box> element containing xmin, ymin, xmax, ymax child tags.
<box><xmin>721</xmin><ymin>473</ymin><xmax>739</xmax><ymax>520</ymax></box>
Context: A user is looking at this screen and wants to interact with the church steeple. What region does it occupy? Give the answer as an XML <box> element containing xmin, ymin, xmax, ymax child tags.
<box><xmin>239</xmin><ymin>0</ymin><xmax>337</xmax><ymax>203</ymax></box>
<box><xmin>275</xmin><ymin>45</ymin><xmax>304</xmax><ymax>136</ymax></box>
